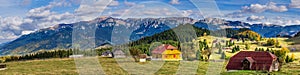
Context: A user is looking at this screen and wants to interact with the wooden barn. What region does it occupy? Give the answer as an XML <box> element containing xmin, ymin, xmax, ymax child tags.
<box><xmin>151</xmin><ymin>44</ymin><xmax>182</xmax><ymax>61</ymax></box>
<box><xmin>226</xmin><ymin>51</ymin><xmax>279</xmax><ymax>72</ymax></box>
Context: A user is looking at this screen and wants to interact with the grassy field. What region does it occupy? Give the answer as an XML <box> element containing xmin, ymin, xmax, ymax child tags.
<box><xmin>1</xmin><ymin>36</ymin><xmax>299</xmax><ymax>75</ymax></box>
<box><xmin>0</xmin><ymin>57</ymin><xmax>299</xmax><ymax>75</ymax></box>
<box><xmin>0</xmin><ymin>57</ymin><xmax>209</xmax><ymax>75</ymax></box>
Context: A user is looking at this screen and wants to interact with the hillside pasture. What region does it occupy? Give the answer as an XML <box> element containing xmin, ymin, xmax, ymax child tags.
<box><xmin>0</xmin><ymin>57</ymin><xmax>299</xmax><ymax>74</ymax></box>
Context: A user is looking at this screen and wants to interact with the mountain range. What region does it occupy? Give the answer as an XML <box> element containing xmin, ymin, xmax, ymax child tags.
<box><xmin>1</xmin><ymin>17</ymin><xmax>300</xmax><ymax>55</ymax></box>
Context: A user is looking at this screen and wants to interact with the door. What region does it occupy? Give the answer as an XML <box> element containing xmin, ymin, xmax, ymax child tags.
<box><xmin>242</xmin><ymin>60</ymin><xmax>250</xmax><ymax>70</ymax></box>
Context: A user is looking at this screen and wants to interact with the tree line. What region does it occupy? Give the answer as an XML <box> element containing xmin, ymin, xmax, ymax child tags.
<box><xmin>0</xmin><ymin>48</ymin><xmax>112</xmax><ymax>63</ymax></box>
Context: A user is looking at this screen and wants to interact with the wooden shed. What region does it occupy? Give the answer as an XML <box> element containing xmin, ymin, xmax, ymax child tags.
<box><xmin>101</xmin><ymin>50</ymin><xmax>114</xmax><ymax>58</ymax></box>
<box><xmin>113</xmin><ymin>49</ymin><xmax>126</xmax><ymax>58</ymax></box>
<box><xmin>0</xmin><ymin>64</ymin><xmax>6</xmax><ymax>70</ymax></box>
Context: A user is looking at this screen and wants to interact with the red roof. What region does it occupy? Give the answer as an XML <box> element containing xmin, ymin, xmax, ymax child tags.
<box><xmin>152</xmin><ymin>44</ymin><xmax>177</xmax><ymax>54</ymax></box>
<box><xmin>226</xmin><ymin>51</ymin><xmax>277</xmax><ymax>71</ymax></box>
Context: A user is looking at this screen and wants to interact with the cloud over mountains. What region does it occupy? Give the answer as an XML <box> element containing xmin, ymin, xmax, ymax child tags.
<box><xmin>241</xmin><ymin>2</ymin><xmax>288</xmax><ymax>13</ymax></box>
<box><xmin>0</xmin><ymin>0</ymin><xmax>300</xmax><ymax>44</ymax></box>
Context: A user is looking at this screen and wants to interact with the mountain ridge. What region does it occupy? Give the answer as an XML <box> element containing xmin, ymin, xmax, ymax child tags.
<box><xmin>1</xmin><ymin>17</ymin><xmax>300</xmax><ymax>55</ymax></box>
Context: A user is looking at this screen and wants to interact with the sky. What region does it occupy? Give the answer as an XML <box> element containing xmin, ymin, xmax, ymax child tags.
<box><xmin>0</xmin><ymin>0</ymin><xmax>300</xmax><ymax>43</ymax></box>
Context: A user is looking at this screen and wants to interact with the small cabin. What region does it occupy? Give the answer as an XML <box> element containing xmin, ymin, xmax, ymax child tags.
<box><xmin>0</xmin><ymin>64</ymin><xmax>6</xmax><ymax>70</ymax></box>
<box><xmin>226</xmin><ymin>51</ymin><xmax>279</xmax><ymax>72</ymax></box>
<box><xmin>69</xmin><ymin>55</ymin><xmax>84</xmax><ymax>58</ymax></box>
<box><xmin>139</xmin><ymin>54</ymin><xmax>147</xmax><ymax>62</ymax></box>
<box><xmin>113</xmin><ymin>49</ymin><xmax>126</xmax><ymax>58</ymax></box>
<box><xmin>101</xmin><ymin>50</ymin><xmax>114</xmax><ymax>58</ymax></box>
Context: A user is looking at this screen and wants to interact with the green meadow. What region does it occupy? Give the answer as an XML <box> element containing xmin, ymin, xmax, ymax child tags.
<box><xmin>0</xmin><ymin>57</ymin><xmax>300</xmax><ymax>75</ymax></box>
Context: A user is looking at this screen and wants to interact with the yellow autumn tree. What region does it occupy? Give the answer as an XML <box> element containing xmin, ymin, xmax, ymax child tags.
<box><xmin>238</xmin><ymin>30</ymin><xmax>261</xmax><ymax>41</ymax></box>
<box><xmin>291</xmin><ymin>53</ymin><xmax>295</xmax><ymax>61</ymax></box>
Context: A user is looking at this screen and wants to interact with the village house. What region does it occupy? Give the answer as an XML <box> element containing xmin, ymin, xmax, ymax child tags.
<box><xmin>226</xmin><ymin>51</ymin><xmax>279</xmax><ymax>72</ymax></box>
<box><xmin>113</xmin><ymin>49</ymin><xmax>126</xmax><ymax>58</ymax></box>
<box><xmin>151</xmin><ymin>44</ymin><xmax>182</xmax><ymax>61</ymax></box>
<box><xmin>101</xmin><ymin>50</ymin><xmax>114</xmax><ymax>58</ymax></box>
<box><xmin>69</xmin><ymin>54</ymin><xmax>84</xmax><ymax>58</ymax></box>
<box><xmin>139</xmin><ymin>54</ymin><xmax>147</xmax><ymax>62</ymax></box>
<box><xmin>0</xmin><ymin>64</ymin><xmax>6</xmax><ymax>70</ymax></box>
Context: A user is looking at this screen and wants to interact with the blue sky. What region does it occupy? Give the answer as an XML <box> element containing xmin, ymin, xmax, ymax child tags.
<box><xmin>0</xmin><ymin>0</ymin><xmax>300</xmax><ymax>43</ymax></box>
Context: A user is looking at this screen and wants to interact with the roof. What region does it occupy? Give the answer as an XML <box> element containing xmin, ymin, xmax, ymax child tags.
<box><xmin>102</xmin><ymin>50</ymin><xmax>112</xmax><ymax>55</ymax></box>
<box><xmin>139</xmin><ymin>54</ymin><xmax>147</xmax><ymax>58</ymax></box>
<box><xmin>113</xmin><ymin>49</ymin><xmax>125</xmax><ymax>55</ymax></box>
<box><xmin>226</xmin><ymin>51</ymin><xmax>277</xmax><ymax>71</ymax></box>
<box><xmin>152</xmin><ymin>44</ymin><xmax>177</xmax><ymax>54</ymax></box>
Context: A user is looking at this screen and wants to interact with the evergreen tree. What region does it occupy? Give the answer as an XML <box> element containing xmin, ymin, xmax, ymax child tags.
<box><xmin>221</xmin><ymin>52</ymin><xmax>226</xmax><ymax>59</ymax></box>
<box><xmin>232</xmin><ymin>46</ymin><xmax>236</xmax><ymax>53</ymax></box>
<box><xmin>196</xmin><ymin>50</ymin><xmax>202</xmax><ymax>60</ymax></box>
<box><xmin>245</xmin><ymin>43</ymin><xmax>250</xmax><ymax>50</ymax></box>
<box><xmin>218</xmin><ymin>47</ymin><xmax>222</xmax><ymax>54</ymax></box>
<box><xmin>266</xmin><ymin>48</ymin><xmax>270</xmax><ymax>52</ymax></box>
<box><xmin>237</xmin><ymin>46</ymin><xmax>240</xmax><ymax>51</ymax></box>
<box><xmin>285</xmin><ymin>55</ymin><xmax>290</xmax><ymax>63</ymax></box>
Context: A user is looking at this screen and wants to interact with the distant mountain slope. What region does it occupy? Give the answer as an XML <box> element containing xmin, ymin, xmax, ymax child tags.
<box><xmin>0</xmin><ymin>17</ymin><xmax>194</xmax><ymax>55</ymax></box>
<box><xmin>294</xmin><ymin>32</ymin><xmax>300</xmax><ymax>37</ymax></box>
<box><xmin>130</xmin><ymin>24</ymin><xmax>210</xmax><ymax>45</ymax></box>
<box><xmin>1</xmin><ymin>17</ymin><xmax>300</xmax><ymax>55</ymax></box>
<box><xmin>194</xmin><ymin>18</ymin><xmax>300</xmax><ymax>37</ymax></box>
<box><xmin>288</xmin><ymin>32</ymin><xmax>300</xmax><ymax>44</ymax></box>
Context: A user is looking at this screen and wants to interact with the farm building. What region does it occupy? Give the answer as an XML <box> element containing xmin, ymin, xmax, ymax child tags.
<box><xmin>101</xmin><ymin>50</ymin><xmax>114</xmax><ymax>58</ymax></box>
<box><xmin>226</xmin><ymin>51</ymin><xmax>279</xmax><ymax>72</ymax></box>
<box><xmin>151</xmin><ymin>44</ymin><xmax>182</xmax><ymax>61</ymax></box>
<box><xmin>0</xmin><ymin>64</ymin><xmax>6</xmax><ymax>70</ymax></box>
<box><xmin>69</xmin><ymin>54</ymin><xmax>84</xmax><ymax>58</ymax></box>
<box><xmin>139</xmin><ymin>54</ymin><xmax>147</xmax><ymax>62</ymax></box>
<box><xmin>113</xmin><ymin>49</ymin><xmax>126</xmax><ymax>58</ymax></box>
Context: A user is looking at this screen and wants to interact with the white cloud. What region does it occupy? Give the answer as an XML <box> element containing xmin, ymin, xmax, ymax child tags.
<box><xmin>0</xmin><ymin>16</ymin><xmax>30</xmax><ymax>42</ymax></box>
<box><xmin>246</xmin><ymin>15</ymin><xmax>265</xmax><ymax>21</ymax></box>
<box><xmin>74</xmin><ymin>0</ymin><xmax>112</xmax><ymax>21</ymax></box>
<box><xmin>242</xmin><ymin>2</ymin><xmax>288</xmax><ymax>13</ymax></box>
<box><xmin>125</xmin><ymin>7</ymin><xmax>180</xmax><ymax>17</ymax></box>
<box><xmin>108</xmin><ymin>0</ymin><xmax>119</xmax><ymax>6</ymax></box>
<box><xmin>169</xmin><ymin>0</ymin><xmax>180</xmax><ymax>5</ymax></box>
<box><xmin>0</xmin><ymin>16</ymin><xmax>27</xmax><ymax>31</ymax></box>
<box><xmin>0</xmin><ymin>0</ymin><xmax>77</xmax><ymax>43</ymax></box>
<box><xmin>0</xmin><ymin>31</ymin><xmax>19</xmax><ymax>40</ymax></box>
<box><xmin>124</xmin><ymin>1</ymin><xmax>136</xmax><ymax>6</ymax></box>
<box><xmin>26</xmin><ymin>0</ymin><xmax>75</xmax><ymax>28</ymax></box>
<box><xmin>289</xmin><ymin>0</ymin><xmax>300</xmax><ymax>8</ymax></box>
<box><xmin>182</xmin><ymin>10</ymin><xmax>193</xmax><ymax>17</ymax></box>
<box><xmin>120</xmin><ymin>3</ymin><xmax>184</xmax><ymax>18</ymax></box>
<box><xmin>258</xmin><ymin>19</ymin><xmax>300</xmax><ymax>25</ymax></box>
<box><xmin>27</xmin><ymin>0</ymin><xmax>72</xmax><ymax>20</ymax></box>
<box><xmin>294</xmin><ymin>20</ymin><xmax>300</xmax><ymax>24</ymax></box>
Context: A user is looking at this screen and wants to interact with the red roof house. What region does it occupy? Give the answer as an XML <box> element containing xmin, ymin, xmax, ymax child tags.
<box><xmin>226</xmin><ymin>51</ymin><xmax>279</xmax><ymax>72</ymax></box>
<box><xmin>151</xmin><ymin>44</ymin><xmax>181</xmax><ymax>60</ymax></box>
